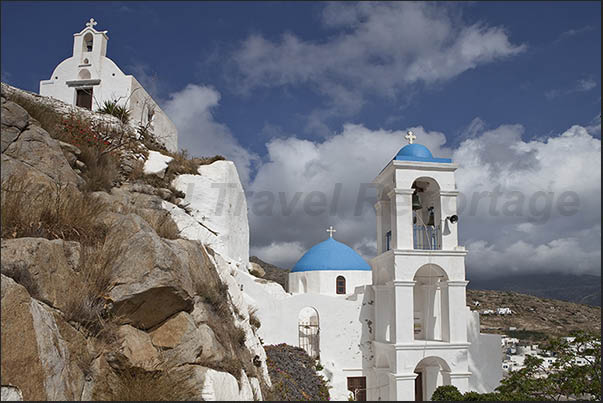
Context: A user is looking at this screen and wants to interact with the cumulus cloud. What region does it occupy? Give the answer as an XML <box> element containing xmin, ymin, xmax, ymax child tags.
<box><xmin>247</xmin><ymin>124</ymin><xmax>449</xmax><ymax>267</ymax></box>
<box><xmin>454</xmin><ymin>124</ymin><xmax>601</xmax><ymax>278</ymax></box>
<box><xmin>232</xmin><ymin>2</ymin><xmax>525</xmax><ymax>122</ymax></box>
<box><xmin>247</xmin><ymin>121</ymin><xmax>601</xmax><ymax>281</ymax></box>
<box><xmin>163</xmin><ymin>84</ymin><xmax>258</xmax><ymax>183</ymax></box>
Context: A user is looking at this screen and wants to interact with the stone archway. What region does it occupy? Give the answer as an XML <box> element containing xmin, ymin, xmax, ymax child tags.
<box><xmin>414</xmin><ymin>356</ymin><xmax>452</xmax><ymax>401</ymax></box>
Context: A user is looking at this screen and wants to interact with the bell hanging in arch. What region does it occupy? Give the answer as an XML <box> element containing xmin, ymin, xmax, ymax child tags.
<box><xmin>426</xmin><ymin>207</ymin><xmax>435</xmax><ymax>226</ymax></box>
<box><xmin>412</xmin><ymin>192</ymin><xmax>422</xmax><ymax>210</ymax></box>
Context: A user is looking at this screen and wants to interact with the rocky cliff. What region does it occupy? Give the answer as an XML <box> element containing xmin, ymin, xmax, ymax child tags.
<box><xmin>0</xmin><ymin>83</ymin><xmax>270</xmax><ymax>400</ymax></box>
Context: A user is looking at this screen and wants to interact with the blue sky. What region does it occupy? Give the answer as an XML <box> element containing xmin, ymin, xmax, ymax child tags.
<box><xmin>2</xmin><ymin>2</ymin><xmax>600</xmax><ymax>153</ymax></box>
<box><xmin>2</xmin><ymin>2</ymin><xmax>601</xmax><ymax>275</ymax></box>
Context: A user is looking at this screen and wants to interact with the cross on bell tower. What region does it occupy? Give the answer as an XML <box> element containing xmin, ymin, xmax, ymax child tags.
<box><xmin>404</xmin><ymin>130</ymin><xmax>416</xmax><ymax>144</ymax></box>
<box><xmin>85</xmin><ymin>18</ymin><xmax>97</xmax><ymax>29</ymax></box>
<box><xmin>326</xmin><ymin>226</ymin><xmax>336</xmax><ymax>238</ymax></box>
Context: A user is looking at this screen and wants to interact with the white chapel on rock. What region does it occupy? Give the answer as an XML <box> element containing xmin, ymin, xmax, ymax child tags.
<box><xmin>39</xmin><ymin>19</ymin><xmax>177</xmax><ymax>152</ymax></box>
<box><xmin>239</xmin><ymin>132</ymin><xmax>502</xmax><ymax>401</ymax></box>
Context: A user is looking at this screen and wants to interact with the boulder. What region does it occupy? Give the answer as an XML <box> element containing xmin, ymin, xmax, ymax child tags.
<box><xmin>1</xmin><ymin>238</ymin><xmax>82</xmax><ymax>312</ymax></box>
<box><xmin>1</xmin><ymin>275</ymin><xmax>87</xmax><ymax>401</ymax></box>
<box><xmin>1</xmin><ymin>100</ymin><xmax>29</xmax><ymax>132</ymax></box>
<box><xmin>1</xmin><ymin>118</ymin><xmax>83</xmax><ymax>188</ymax></box>
<box><xmin>150</xmin><ymin>311</ymin><xmax>226</xmax><ymax>366</ymax></box>
<box><xmin>106</xmin><ymin>214</ymin><xmax>219</xmax><ymax>330</ymax></box>
<box><xmin>114</xmin><ymin>325</ymin><xmax>160</xmax><ymax>370</ymax></box>
<box><xmin>249</xmin><ymin>262</ymin><xmax>265</xmax><ymax>278</ymax></box>
<box><xmin>171</xmin><ymin>160</ymin><xmax>249</xmax><ymax>264</ymax></box>
<box><xmin>1</xmin><ymin>386</ymin><xmax>23</xmax><ymax>401</ymax></box>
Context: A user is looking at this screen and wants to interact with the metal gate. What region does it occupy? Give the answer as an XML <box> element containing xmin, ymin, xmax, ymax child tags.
<box><xmin>298</xmin><ymin>322</ymin><xmax>320</xmax><ymax>359</ymax></box>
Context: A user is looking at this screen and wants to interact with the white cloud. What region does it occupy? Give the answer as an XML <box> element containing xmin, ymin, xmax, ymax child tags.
<box><xmin>247</xmin><ymin>124</ymin><xmax>449</xmax><ymax>267</ymax></box>
<box><xmin>555</xmin><ymin>26</ymin><xmax>594</xmax><ymax>42</ymax></box>
<box><xmin>586</xmin><ymin>113</ymin><xmax>601</xmax><ymax>137</ymax></box>
<box><xmin>232</xmin><ymin>2</ymin><xmax>525</xmax><ymax>120</ymax></box>
<box><xmin>163</xmin><ymin>84</ymin><xmax>258</xmax><ymax>183</ymax></box>
<box><xmin>546</xmin><ymin>77</ymin><xmax>598</xmax><ymax>100</ymax></box>
<box><xmin>577</xmin><ymin>78</ymin><xmax>597</xmax><ymax>91</ymax></box>
<box><xmin>248</xmin><ymin>120</ymin><xmax>601</xmax><ymax>280</ymax></box>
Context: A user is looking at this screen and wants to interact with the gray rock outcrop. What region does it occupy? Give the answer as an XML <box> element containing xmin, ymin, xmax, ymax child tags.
<box><xmin>1</xmin><ymin>83</ymin><xmax>269</xmax><ymax>401</ymax></box>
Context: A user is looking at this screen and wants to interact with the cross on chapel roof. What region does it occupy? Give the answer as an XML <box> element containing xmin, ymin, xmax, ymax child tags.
<box><xmin>404</xmin><ymin>130</ymin><xmax>416</xmax><ymax>144</ymax></box>
<box><xmin>85</xmin><ymin>18</ymin><xmax>97</xmax><ymax>29</ymax></box>
<box><xmin>326</xmin><ymin>226</ymin><xmax>336</xmax><ymax>238</ymax></box>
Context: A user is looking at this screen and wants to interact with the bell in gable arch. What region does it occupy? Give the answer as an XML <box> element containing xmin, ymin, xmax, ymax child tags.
<box><xmin>426</xmin><ymin>207</ymin><xmax>435</xmax><ymax>226</ymax></box>
<box><xmin>412</xmin><ymin>192</ymin><xmax>422</xmax><ymax>210</ymax></box>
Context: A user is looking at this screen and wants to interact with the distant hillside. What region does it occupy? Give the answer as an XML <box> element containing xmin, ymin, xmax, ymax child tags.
<box><xmin>250</xmin><ymin>256</ymin><xmax>289</xmax><ymax>290</ymax></box>
<box><xmin>467</xmin><ymin>289</ymin><xmax>601</xmax><ymax>342</ymax></box>
<box><xmin>468</xmin><ymin>273</ymin><xmax>601</xmax><ymax>307</ymax></box>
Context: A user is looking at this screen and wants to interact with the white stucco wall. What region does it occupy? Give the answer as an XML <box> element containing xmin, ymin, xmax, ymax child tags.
<box><xmin>288</xmin><ymin>270</ymin><xmax>372</xmax><ymax>296</ymax></box>
<box><xmin>128</xmin><ymin>76</ymin><xmax>178</xmax><ymax>152</ymax></box>
<box><xmin>171</xmin><ymin>161</ymin><xmax>250</xmax><ymax>265</ymax></box>
<box><xmin>466</xmin><ymin>310</ymin><xmax>502</xmax><ymax>393</ymax></box>
<box><xmin>236</xmin><ymin>271</ymin><xmax>375</xmax><ymax>401</ymax></box>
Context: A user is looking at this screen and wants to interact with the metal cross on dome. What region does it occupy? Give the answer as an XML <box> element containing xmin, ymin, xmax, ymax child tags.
<box><xmin>326</xmin><ymin>226</ymin><xmax>336</xmax><ymax>238</ymax></box>
<box><xmin>404</xmin><ymin>130</ymin><xmax>416</xmax><ymax>144</ymax></box>
<box><xmin>86</xmin><ymin>18</ymin><xmax>98</xmax><ymax>29</ymax></box>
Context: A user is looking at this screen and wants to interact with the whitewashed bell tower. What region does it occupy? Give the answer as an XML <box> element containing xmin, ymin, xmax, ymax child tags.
<box><xmin>368</xmin><ymin>131</ymin><xmax>471</xmax><ymax>401</ymax></box>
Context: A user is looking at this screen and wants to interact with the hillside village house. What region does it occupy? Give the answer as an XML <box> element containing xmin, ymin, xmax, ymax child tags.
<box><xmin>242</xmin><ymin>132</ymin><xmax>502</xmax><ymax>401</ymax></box>
<box><xmin>39</xmin><ymin>19</ymin><xmax>177</xmax><ymax>152</ymax></box>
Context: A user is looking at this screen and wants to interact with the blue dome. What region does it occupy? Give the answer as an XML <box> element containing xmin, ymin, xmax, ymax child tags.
<box><xmin>291</xmin><ymin>238</ymin><xmax>371</xmax><ymax>273</ymax></box>
<box><xmin>394</xmin><ymin>143</ymin><xmax>452</xmax><ymax>163</ymax></box>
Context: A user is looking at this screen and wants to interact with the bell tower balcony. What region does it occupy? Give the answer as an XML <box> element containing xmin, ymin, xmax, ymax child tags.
<box><xmin>413</xmin><ymin>224</ymin><xmax>442</xmax><ymax>250</ymax></box>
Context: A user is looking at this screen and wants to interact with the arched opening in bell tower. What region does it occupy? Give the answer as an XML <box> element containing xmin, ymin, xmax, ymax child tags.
<box><xmin>411</xmin><ymin>177</ymin><xmax>442</xmax><ymax>250</ymax></box>
<box><xmin>413</xmin><ymin>356</ymin><xmax>452</xmax><ymax>401</ymax></box>
<box><xmin>83</xmin><ymin>33</ymin><xmax>94</xmax><ymax>52</ymax></box>
<box><xmin>413</xmin><ymin>264</ymin><xmax>450</xmax><ymax>342</ymax></box>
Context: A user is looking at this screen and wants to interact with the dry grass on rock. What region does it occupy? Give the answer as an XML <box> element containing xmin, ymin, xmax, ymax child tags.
<box><xmin>92</xmin><ymin>366</ymin><xmax>201</xmax><ymax>401</ymax></box>
<box><xmin>62</xmin><ymin>238</ymin><xmax>122</xmax><ymax>337</ymax></box>
<box><xmin>1</xmin><ymin>177</ymin><xmax>108</xmax><ymax>246</ymax></box>
<box><xmin>193</xmin><ymin>247</ymin><xmax>256</xmax><ymax>380</ymax></box>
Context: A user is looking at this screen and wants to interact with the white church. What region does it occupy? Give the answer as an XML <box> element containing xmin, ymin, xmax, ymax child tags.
<box><xmin>239</xmin><ymin>132</ymin><xmax>502</xmax><ymax>401</ymax></box>
<box><xmin>39</xmin><ymin>19</ymin><xmax>177</xmax><ymax>152</ymax></box>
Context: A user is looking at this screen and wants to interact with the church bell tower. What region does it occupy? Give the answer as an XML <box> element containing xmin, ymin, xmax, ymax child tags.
<box><xmin>368</xmin><ymin>131</ymin><xmax>471</xmax><ymax>401</ymax></box>
<box><xmin>72</xmin><ymin>18</ymin><xmax>108</xmax><ymax>67</ymax></box>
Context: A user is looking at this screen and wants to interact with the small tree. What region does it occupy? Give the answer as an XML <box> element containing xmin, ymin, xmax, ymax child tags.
<box><xmin>432</xmin><ymin>331</ymin><xmax>601</xmax><ymax>401</ymax></box>
<box><xmin>431</xmin><ymin>385</ymin><xmax>463</xmax><ymax>401</ymax></box>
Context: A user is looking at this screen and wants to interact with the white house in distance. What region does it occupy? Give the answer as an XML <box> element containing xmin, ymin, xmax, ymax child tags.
<box><xmin>39</xmin><ymin>18</ymin><xmax>177</xmax><ymax>152</ymax></box>
<box><xmin>238</xmin><ymin>132</ymin><xmax>502</xmax><ymax>401</ymax></box>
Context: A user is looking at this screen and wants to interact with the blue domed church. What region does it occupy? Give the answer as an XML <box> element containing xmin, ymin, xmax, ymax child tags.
<box><xmin>241</xmin><ymin>132</ymin><xmax>502</xmax><ymax>402</ymax></box>
<box><xmin>289</xmin><ymin>228</ymin><xmax>372</xmax><ymax>295</ymax></box>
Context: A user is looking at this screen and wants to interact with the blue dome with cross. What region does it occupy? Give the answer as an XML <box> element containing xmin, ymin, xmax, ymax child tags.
<box><xmin>291</xmin><ymin>237</ymin><xmax>371</xmax><ymax>273</ymax></box>
<box><xmin>394</xmin><ymin>131</ymin><xmax>452</xmax><ymax>163</ymax></box>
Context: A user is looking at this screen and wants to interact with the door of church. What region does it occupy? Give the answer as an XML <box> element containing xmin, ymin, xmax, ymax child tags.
<box><xmin>347</xmin><ymin>377</ymin><xmax>366</xmax><ymax>401</ymax></box>
<box><xmin>76</xmin><ymin>88</ymin><xmax>93</xmax><ymax>110</ymax></box>
<box><xmin>414</xmin><ymin>371</ymin><xmax>423</xmax><ymax>401</ymax></box>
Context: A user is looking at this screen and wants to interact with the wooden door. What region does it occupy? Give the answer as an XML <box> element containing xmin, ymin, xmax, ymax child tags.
<box><xmin>347</xmin><ymin>376</ymin><xmax>366</xmax><ymax>401</ymax></box>
<box><xmin>76</xmin><ymin>88</ymin><xmax>93</xmax><ymax>110</ymax></box>
<box><xmin>414</xmin><ymin>371</ymin><xmax>423</xmax><ymax>401</ymax></box>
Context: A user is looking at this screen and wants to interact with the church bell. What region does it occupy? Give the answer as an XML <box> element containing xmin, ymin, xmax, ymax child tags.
<box><xmin>426</xmin><ymin>207</ymin><xmax>435</xmax><ymax>226</ymax></box>
<box><xmin>412</xmin><ymin>192</ymin><xmax>422</xmax><ymax>210</ymax></box>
